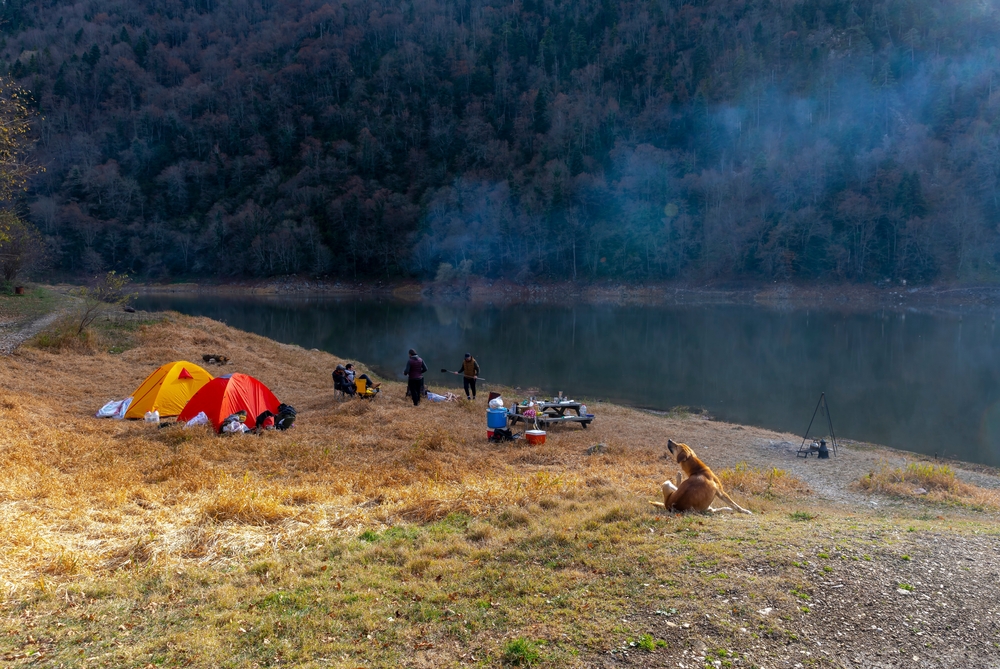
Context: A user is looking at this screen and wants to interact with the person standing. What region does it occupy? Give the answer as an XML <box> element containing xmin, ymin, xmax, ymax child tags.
<box><xmin>457</xmin><ymin>353</ymin><xmax>480</xmax><ymax>401</ymax></box>
<box><xmin>403</xmin><ymin>349</ymin><xmax>427</xmax><ymax>406</ymax></box>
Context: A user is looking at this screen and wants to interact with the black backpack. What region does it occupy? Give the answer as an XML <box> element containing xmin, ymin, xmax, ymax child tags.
<box><xmin>275</xmin><ymin>403</ymin><xmax>297</xmax><ymax>431</ymax></box>
<box><xmin>489</xmin><ymin>428</ymin><xmax>517</xmax><ymax>443</ymax></box>
<box><xmin>254</xmin><ymin>410</ymin><xmax>275</xmax><ymax>431</ymax></box>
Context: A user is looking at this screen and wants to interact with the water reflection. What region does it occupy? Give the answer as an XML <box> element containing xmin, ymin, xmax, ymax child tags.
<box><xmin>135</xmin><ymin>295</ymin><xmax>1000</xmax><ymax>466</ymax></box>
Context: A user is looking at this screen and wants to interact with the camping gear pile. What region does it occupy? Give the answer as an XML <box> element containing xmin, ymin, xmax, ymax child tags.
<box><xmin>487</xmin><ymin>393</ymin><xmax>596</xmax><ymax>443</ymax></box>
<box><xmin>97</xmin><ymin>361</ymin><xmax>295</xmax><ymax>435</ymax></box>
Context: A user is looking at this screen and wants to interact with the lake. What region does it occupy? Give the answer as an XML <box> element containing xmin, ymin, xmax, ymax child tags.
<box><xmin>134</xmin><ymin>294</ymin><xmax>1000</xmax><ymax>467</ymax></box>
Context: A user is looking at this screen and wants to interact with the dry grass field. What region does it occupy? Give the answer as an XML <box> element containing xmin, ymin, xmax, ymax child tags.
<box><xmin>2</xmin><ymin>309</ymin><xmax>1000</xmax><ymax>668</ymax></box>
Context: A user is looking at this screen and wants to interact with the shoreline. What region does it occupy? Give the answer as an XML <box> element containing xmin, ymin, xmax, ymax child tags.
<box><xmin>636</xmin><ymin>407</ymin><xmax>1000</xmax><ymax>480</ymax></box>
<box><xmin>12</xmin><ymin>287</ymin><xmax>999</xmax><ymax>478</ymax></box>
<box><xmin>131</xmin><ymin>277</ymin><xmax>1000</xmax><ymax>312</ymax></box>
<box><xmin>27</xmin><ymin>284</ymin><xmax>1000</xmax><ymax>472</ymax></box>
<box><xmin>125</xmin><ymin>284</ymin><xmax>1000</xmax><ymax>470</ymax></box>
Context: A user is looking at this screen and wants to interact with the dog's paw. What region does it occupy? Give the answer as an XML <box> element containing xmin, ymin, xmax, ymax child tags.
<box><xmin>662</xmin><ymin>480</ymin><xmax>678</xmax><ymax>492</ymax></box>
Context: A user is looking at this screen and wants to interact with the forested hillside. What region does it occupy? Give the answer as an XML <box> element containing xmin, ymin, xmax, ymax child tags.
<box><xmin>5</xmin><ymin>0</ymin><xmax>1000</xmax><ymax>282</ymax></box>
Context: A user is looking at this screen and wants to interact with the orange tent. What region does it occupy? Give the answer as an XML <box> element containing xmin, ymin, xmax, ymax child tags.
<box><xmin>124</xmin><ymin>361</ymin><xmax>214</xmax><ymax>419</ymax></box>
<box><xmin>177</xmin><ymin>373</ymin><xmax>280</xmax><ymax>431</ymax></box>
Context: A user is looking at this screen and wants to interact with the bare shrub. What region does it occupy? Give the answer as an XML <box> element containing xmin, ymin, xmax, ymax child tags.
<box><xmin>719</xmin><ymin>462</ymin><xmax>812</xmax><ymax>498</ymax></box>
<box><xmin>856</xmin><ymin>461</ymin><xmax>1000</xmax><ymax>509</ymax></box>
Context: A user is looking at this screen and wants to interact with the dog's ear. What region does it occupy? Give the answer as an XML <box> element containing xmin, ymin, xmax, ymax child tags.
<box><xmin>667</xmin><ymin>439</ymin><xmax>677</xmax><ymax>453</ymax></box>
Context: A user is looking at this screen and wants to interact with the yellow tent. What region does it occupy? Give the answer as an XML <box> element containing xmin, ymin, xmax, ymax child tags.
<box><xmin>124</xmin><ymin>361</ymin><xmax>214</xmax><ymax>419</ymax></box>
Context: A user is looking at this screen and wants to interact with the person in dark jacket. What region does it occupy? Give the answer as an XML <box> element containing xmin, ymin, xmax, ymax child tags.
<box><xmin>332</xmin><ymin>364</ymin><xmax>355</xmax><ymax>395</ymax></box>
<box><xmin>456</xmin><ymin>353</ymin><xmax>481</xmax><ymax>400</ymax></box>
<box><xmin>403</xmin><ymin>349</ymin><xmax>427</xmax><ymax>406</ymax></box>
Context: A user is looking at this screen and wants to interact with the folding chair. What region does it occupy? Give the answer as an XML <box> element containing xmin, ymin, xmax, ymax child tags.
<box><xmin>356</xmin><ymin>378</ymin><xmax>379</xmax><ymax>400</ymax></box>
<box><xmin>333</xmin><ymin>375</ymin><xmax>349</xmax><ymax>402</ymax></box>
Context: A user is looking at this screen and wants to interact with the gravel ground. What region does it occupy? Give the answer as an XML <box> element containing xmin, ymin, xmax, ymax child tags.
<box><xmin>597</xmin><ymin>529</ymin><xmax>1000</xmax><ymax>669</ymax></box>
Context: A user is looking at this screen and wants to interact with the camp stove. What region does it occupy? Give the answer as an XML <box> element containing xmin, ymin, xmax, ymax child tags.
<box><xmin>797</xmin><ymin>393</ymin><xmax>839</xmax><ymax>458</ymax></box>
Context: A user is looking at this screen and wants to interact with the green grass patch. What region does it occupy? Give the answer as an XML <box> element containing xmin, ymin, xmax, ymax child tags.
<box><xmin>633</xmin><ymin>633</ymin><xmax>667</xmax><ymax>651</ymax></box>
<box><xmin>0</xmin><ymin>284</ymin><xmax>65</xmax><ymax>321</ymax></box>
<box><xmin>503</xmin><ymin>637</ymin><xmax>542</xmax><ymax>666</ymax></box>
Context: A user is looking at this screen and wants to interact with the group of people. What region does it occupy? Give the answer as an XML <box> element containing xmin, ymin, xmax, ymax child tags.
<box><xmin>403</xmin><ymin>349</ymin><xmax>480</xmax><ymax>406</ymax></box>
<box><xmin>332</xmin><ymin>362</ymin><xmax>379</xmax><ymax>396</ymax></box>
<box><xmin>333</xmin><ymin>351</ymin><xmax>482</xmax><ymax>406</ymax></box>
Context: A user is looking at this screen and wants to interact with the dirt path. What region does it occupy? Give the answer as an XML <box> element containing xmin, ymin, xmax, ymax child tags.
<box><xmin>0</xmin><ymin>309</ymin><xmax>64</xmax><ymax>355</ymax></box>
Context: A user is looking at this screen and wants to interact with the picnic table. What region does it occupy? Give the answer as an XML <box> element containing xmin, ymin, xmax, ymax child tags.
<box><xmin>508</xmin><ymin>399</ymin><xmax>593</xmax><ymax>430</ymax></box>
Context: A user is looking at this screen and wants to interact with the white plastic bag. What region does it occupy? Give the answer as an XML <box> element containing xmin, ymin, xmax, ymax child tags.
<box><xmin>488</xmin><ymin>396</ymin><xmax>504</xmax><ymax>409</ymax></box>
<box><xmin>426</xmin><ymin>392</ymin><xmax>447</xmax><ymax>402</ymax></box>
<box><xmin>183</xmin><ymin>411</ymin><xmax>209</xmax><ymax>429</ymax></box>
<box><xmin>96</xmin><ymin>397</ymin><xmax>132</xmax><ymax>419</ymax></box>
<box><xmin>144</xmin><ymin>409</ymin><xmax>160</xmax><ymax>424</ymax></box>
<box><xmin>222</xmin><ymin>419</ymin><xmax>248</xmax><ymax>433</ymax></box>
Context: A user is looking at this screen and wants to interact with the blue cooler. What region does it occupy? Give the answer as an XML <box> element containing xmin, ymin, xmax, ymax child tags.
<box><xmin>487</xmin><ymin>408</ymin><xmax>508</xmax><ymax>429</ymax></box>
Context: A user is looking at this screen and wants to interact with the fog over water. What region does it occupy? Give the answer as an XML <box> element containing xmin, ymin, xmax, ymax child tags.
<box><xmin>136</xmin><ymin>295</ymin><xmax>1000</xmax><ymax>467</ymax></box>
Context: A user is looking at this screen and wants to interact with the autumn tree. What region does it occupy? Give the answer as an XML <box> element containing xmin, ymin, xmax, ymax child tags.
<box><xmin>0</xmin><ymin>211</ymin><xmax>44</xmax><ymax>281</ymax></box>
<box><xmin>73</xmin><ymin>271</ymin><xmax>134</xmax><ymax>334</ymax></box>
<box><xmin>0</xmin><ymin>76</ymin><xmax>44</xmax><ymax>285</ymax></box>
<box><xmin>0</xmin><ymin>77</ymin><xmax>40</xmax><ymax>201</ymax></box>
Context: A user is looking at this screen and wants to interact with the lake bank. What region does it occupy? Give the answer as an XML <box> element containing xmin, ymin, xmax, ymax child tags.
<box><xmin>2</xmin><ymin>310</ymin><xmax>1000</xmax><ymax>667</ymax></box>
<box><xmin>133</xmin><ymin>278</ymin><xmax>1000</xmax><ymax>312</ymax></box>
<box><xmin>133</xmin><ymin>291</ymin><xmax>1000</xmax><ymax>468</ymax></box>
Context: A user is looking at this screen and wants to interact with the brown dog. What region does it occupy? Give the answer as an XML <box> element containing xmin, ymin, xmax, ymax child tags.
<box><xmin>651</xmin><ymin>439</ymin><xmax>752</xmax><ymax>514</ymax></box>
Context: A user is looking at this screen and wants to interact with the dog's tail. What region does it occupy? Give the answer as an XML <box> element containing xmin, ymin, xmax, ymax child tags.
<box><xmin>649</xmin><ymin>500</ymin><xmax>666</xmax><ymax>508</ymax></box>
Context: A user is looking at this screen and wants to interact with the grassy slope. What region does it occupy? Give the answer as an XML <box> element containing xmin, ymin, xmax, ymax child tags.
<box><xmin>0</xmin><ymin>286</ymin><xmax>70</xmax><ymax>324</ymax></box>
<box><xmin>0</xmin><ymin>310</ymin><xmax>998</xmax><ymax>667</ymax></box>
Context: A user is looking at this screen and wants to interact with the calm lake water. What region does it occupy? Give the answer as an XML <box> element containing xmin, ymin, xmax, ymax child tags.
<box><xmin>134</xmin><ymin>294</ymin><xmax>1000</xmax><ymax>467</ymax></box>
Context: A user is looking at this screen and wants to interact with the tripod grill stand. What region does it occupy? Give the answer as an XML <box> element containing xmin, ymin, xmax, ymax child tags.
<box><xmin>798</xmin><ymin>392</ymin><xmax>839</xmax><ymax>458</ymax></box>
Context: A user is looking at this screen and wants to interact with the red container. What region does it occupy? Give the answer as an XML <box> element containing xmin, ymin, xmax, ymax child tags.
<box><xmin>487</xmin><ymin>430</ymin><xmax>494</xmax><ymax>440</ymax></box>
<box><xmin>525</xmin><ymin>430</ymin><xmax>546</xmax><ymax>445</ymax></box>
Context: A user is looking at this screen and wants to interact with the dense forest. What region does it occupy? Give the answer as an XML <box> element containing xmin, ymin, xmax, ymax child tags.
<box><xmin>4</xmin><ymin>0</ymin><xmax>1000</xmax><ymax>283</ymax></box>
